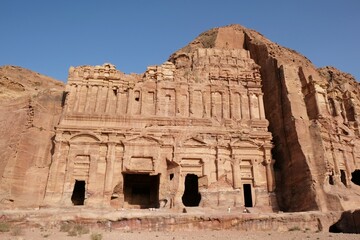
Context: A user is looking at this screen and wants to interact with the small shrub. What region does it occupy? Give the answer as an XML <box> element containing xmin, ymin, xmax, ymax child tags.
<box><xmin>60</xmin><ymin>222</ymin><xmax>89</xmax><ymax>237</ymax></box>
<box><xmin>68</xmin><ymin>229</ymin><xmax>78</xmax><ymax>237</ymax></box>
<box><xmin>288</xmin><ymin>226</ymin><xmax>301</xmax><ymax>231</ymax></box>
<box><xmin>0</xmin><ymin>222</ymin><xmax>10</xmax><ymax>232</ymax></box>
<box><xmin>11</xmin><ymin>226</ymin><xmax>23</xmax><ymax>236</ymax></box>
<box><xmin>91</xmin><ymin>233</ymin><xmax>103</xmax><ymax>240</ymax></box>
<box><xmin>73</xmin><ymin>224</ymin><xmax>89</xmax><ymax>235</ymax></box>
<box><xmin>42</xmin><ymin>233</ymin><xmax>50</xmax><ymax>238</ymax></box>
<box><xmin>60</xmin><ymin>222</ymin><xmax>72</xmax><ymax>232</ymax></box>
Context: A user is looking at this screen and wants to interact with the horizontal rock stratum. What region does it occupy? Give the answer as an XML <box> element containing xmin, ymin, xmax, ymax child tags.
<box><xmin>1</xmin><ymin>24</ymin><xmax>360</xmax><ymax>213</ymax></box>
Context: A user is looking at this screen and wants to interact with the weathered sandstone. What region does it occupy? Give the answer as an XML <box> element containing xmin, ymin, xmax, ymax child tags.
<box><xmin>44</xmin><ymin>56</ymin><xmax>276</xmax><ymax>210</ymax></box>
<box><xmin>1</xmin><ymin>25</ymin><xmax>360</xmax><ymax>218</ymax></box>
<box><xmin>0</xmin><ymin>66</ymin><xmax>64</xmax><ymax>208</ymax></box>
<box><xmin>168</xmin><ymin>25</ymin><xmax>360</xmax><ymax>212</ymax></box>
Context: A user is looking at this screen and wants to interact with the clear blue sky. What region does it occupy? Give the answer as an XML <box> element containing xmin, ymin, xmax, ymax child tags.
<box><xmin>1</xmin><ymin>0</ymin><xmax>359</xmax><ymax>82</ymax></box>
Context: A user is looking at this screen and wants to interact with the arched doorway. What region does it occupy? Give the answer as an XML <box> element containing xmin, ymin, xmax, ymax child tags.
<box><xmin>182</xmin><ymin>174</ymin><xmax>201</xmax><ymax>206</ymax></box>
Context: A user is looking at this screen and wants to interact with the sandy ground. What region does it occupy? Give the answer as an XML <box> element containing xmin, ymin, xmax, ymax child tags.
<box><xmin>1</xmin><ymin>228</ymin><xmax>360</xmax><ymax>240</ymax></box>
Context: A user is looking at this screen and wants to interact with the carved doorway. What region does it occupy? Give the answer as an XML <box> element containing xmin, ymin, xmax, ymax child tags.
<box><xmin>71</xmin><ymin>180</ymin><xmax>85</xmax><ymax>205</ymax></box>
<box><xmin>182</xmin><ymin>174</ymin><xmax>201</xmax><ymax>206</ymax></box>
<box><xmin>340</xmin><ymin>169</ymin><xmax>347</xmax><ymax>186</ymax></box>
<box><xmin>123</xmin><ymin>174</ymin><xmax>159</xmax><ymax>209</ymax></box>
<box><xmin>243</xmin><ymin>183</ymin><xmax>253</xmax><ymax>207</ymax></box>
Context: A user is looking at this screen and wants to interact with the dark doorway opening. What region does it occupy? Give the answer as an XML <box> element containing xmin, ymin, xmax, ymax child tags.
<box><xmin>329</xmin><ymin>223</ymin><xmax>341</xmax><ymax>233</ymax></box>
<box><xmin>329</xmin><ymin>175</ymin><xmax>335</xmax><ymax>185</ymax></box>
<box><xmin>243</xmin><ymin>184</ymin><xmax>253</xmax><ymax>207</ymax></box>
<box><xmin>71</xmin><ymin>180</ymin><xmax>85</xmax><ymax>205</ymax></box>
<box><xmin>123</xmin><ymin>174</ymin><xmax>159</xmax><ymax>209</ymax></box>
<box><xmin>182</xmin><ymin>174</ymin><xmax>201</xmax><ymax>206</ymax></box>
<box><xmin>340</xmin><ymin>170</ymin><xmax>347</xmax><ymax>186</ymax></box>
<box><xmin>328</xmin><ymin>169</ymin><xmax>335</xmax><ymax>185</ymax></box>
<box><xmin>351</xmin><ymin>170</ymin><xmax>360</xmax><ymax>186</ymax></box>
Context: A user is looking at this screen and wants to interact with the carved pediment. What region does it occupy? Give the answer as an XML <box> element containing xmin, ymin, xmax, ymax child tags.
<box><xmin>183</xmin><ymin>137</ymin><xmax>207</xmax><ymax>146</ymax></box>
<box><xmin>126</xmin><ymin>136</ymin><xmax>161</xmax><ymax>145</ymax></box>
<box><xmin>231</xmin><ymin>138</ymin><xmax>258</xmax><ymax>148</ymax></box>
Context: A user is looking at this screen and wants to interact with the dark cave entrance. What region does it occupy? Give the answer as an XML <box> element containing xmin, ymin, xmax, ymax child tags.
<box><xmin>243</xmin><ymin>183</ymin><xmax>253</xmax><ymax>207</ymax></box>
<box><xmin>71</xmin><ymin>180</ymin><xmax>85</xmax><ymax>205</ymax></box>
<box><xmin>182</xmin><ymin>174</ymin><xmax>201</xmax><ymax>207</ymax></box>
<box><xmin>351</xmin><ymin>170</ymin><xmax>360</xmax><ymax>186</ymax></box>
<box><xmin>123</xmin><ymin>174</ymin><xmax>159</xmax><ymax>209</ymax></box>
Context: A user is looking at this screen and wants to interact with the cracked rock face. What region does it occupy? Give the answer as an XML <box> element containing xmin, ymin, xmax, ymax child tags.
<box><xmin>1</xmin><ymin>25</ymin><xmax>360</xmax><ymax>213</ymax></box>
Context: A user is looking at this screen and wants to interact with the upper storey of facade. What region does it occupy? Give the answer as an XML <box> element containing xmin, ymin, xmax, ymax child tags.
<box><xmin>60</xmin><ymin>48</ymin><xmax>269</xmax><ymax>135</ymax></box>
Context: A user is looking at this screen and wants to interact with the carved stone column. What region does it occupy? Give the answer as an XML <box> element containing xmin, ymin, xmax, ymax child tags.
<box><xmin>265</xmin><ymin>159</ymin><xmax>276</xmax><ymax>192</ymax></box>
<box><xmin>84</xmin><ymin>85</ymin><xmax>92</xmax><ymax>113</ymax></box>
<box><xmin>223</xmin><ymin>90</ymin><xmax>229</xmax><ymax>119</ymax></box>
<box><xmin>44</xmin><ymin>139</ymin><xmax>69</xmax><ymax>205</ymax></box>
<box><xmin>241</xmin><ymin>93</ymin><xmax>250</xmax><ymax>119</ymax></box>
<box><xmin>258</xmin><ymin>93</ymin><xmax>265</xmax><ymax>120</ymax></box>
<box><xmin>103</xmin><ymin>143</ymin><xmax>116</xmax><ymax>203</ymax></box>
<box><xmin>252</xmin><ymin>159</ymin><xmax>260</xmax><ymax>187</ymax></box>
<box><xmin>342</xmin><ymin>150</ymin><xmax>351</xmax><ymax>186</ymax></box>
<box><xmin>249</xmin><ymin>92</ymin><xmax>260</xmax><ymax>119</ymax></box>
<box><xmin>105</xmin><ymin>85</ymin><xmax>111</xmax><ymax>113</ymax></box>
<box><xmin>203</xmin><ymin>87</ymin><xmax>211</xmax><ymax>118</ymax></box>
<box><xmin>94</xmin><ymin>85</ymin><xmax>103</xmax><ymax>113</ymax></box>
<box><xmin>331</xmin><ymin>144</ymin><xmax>340</xmax><ymax>177</ymax></box>
<box><xmin>73</xmin><ymin>84</ymin><xmax>81</xmax><ymax>112</ymax></box>
<box><xmin>230</xmin><ymin>144</ymin><xmax>241</xmax><ymax>189</ymax></box>
<box><xmin>232</xmin><ymin>158</ymin><xmax>242</xmax><ymax>189</ymax></box>
<box><xmin>61</xmin><ymin>151</ymin><xmax>75</xmax><ymax>206</ymax></box>
<box><xmin>263</xmin><ymin>145</ymin><xmax>275</xmax><ymax>192</ymax></box>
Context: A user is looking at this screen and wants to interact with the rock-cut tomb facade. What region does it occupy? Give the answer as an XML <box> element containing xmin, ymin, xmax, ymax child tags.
<box><xmin>44</xmin><ymin>48</ymin><xmax>277</xmax><ymax>210</ymax></box>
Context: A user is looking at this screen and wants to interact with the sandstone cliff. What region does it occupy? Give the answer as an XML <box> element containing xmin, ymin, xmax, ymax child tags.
<box><xmin>0</xmin><ymin>66</ymin><xmax>64</xmax><ymax>208</ymax></box>
<box><xmin>1</xmin><ymin>24</ymin><xmax>360</xmax><ymax>212</ymax></box>
<box><xmin>169</xmin><ymin>24</ymin><xmax>360</xmax><ymax>212</ymax></box>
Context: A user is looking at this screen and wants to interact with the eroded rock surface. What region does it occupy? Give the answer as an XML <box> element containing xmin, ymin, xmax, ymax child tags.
<box><xmin>0</xmin><ymin>66</ymin><xmax>64</xmax><ymax>208</ymax></box>
<box><xmin>1</xmin><ymin>25</ymin><xmax>360</xmax><ymax>214</ymax></box>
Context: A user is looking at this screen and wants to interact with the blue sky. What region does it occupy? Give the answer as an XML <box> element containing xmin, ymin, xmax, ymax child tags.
<box><xmin>1</xmin><ymin>0</ymin><xmax>359</xmax><ymax>82</ymax></box>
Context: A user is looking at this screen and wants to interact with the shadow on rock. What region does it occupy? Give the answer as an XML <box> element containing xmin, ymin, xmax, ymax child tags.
<box><xmin>329</xmin><ymin>210</ymin><xmax>360</xmax><ymax>233</ymax></box>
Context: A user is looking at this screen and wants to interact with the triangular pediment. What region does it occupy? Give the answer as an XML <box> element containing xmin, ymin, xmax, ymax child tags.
<box><xmin>126</xmin><ymin>136</ymin><xmax>161</xmax><ymax>145</ymax></box>
<box><xmin>231</xmin><ymin>138</ymin><xmax>258</xmax><ymax>148</ymax></box>
<box><xmin>183</xmin><ymin>137</ymin><xmax>207</xmax><ymax>146</ymax></box>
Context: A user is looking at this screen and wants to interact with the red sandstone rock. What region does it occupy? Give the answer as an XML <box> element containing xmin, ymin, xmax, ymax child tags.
<box><xmin>0</xmin><ymin>66</ymin><xmax>64</xmax><ymax>208</ymax></box>
<box><xmin>1</xmin><ymin>25</ymin><xmax>360</xmax><ymax>214</ymax></box>
<box><xmin>169</xmin><ymin>24</ymin><xmax>360</xmax><ymax>212</ymax></box>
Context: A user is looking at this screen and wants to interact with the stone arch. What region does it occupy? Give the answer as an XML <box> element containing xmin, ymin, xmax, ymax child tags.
<box><xmin>69</xmin><ymin>133</ymin><xmax>101</xmax><ymax>143</ymax></box>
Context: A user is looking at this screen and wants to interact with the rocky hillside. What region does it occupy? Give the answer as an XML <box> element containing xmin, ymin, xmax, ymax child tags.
<box><xmin>0</xmin><ymin>66</ymin><xmax>64</xmax><ymax>207</ymax></box>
